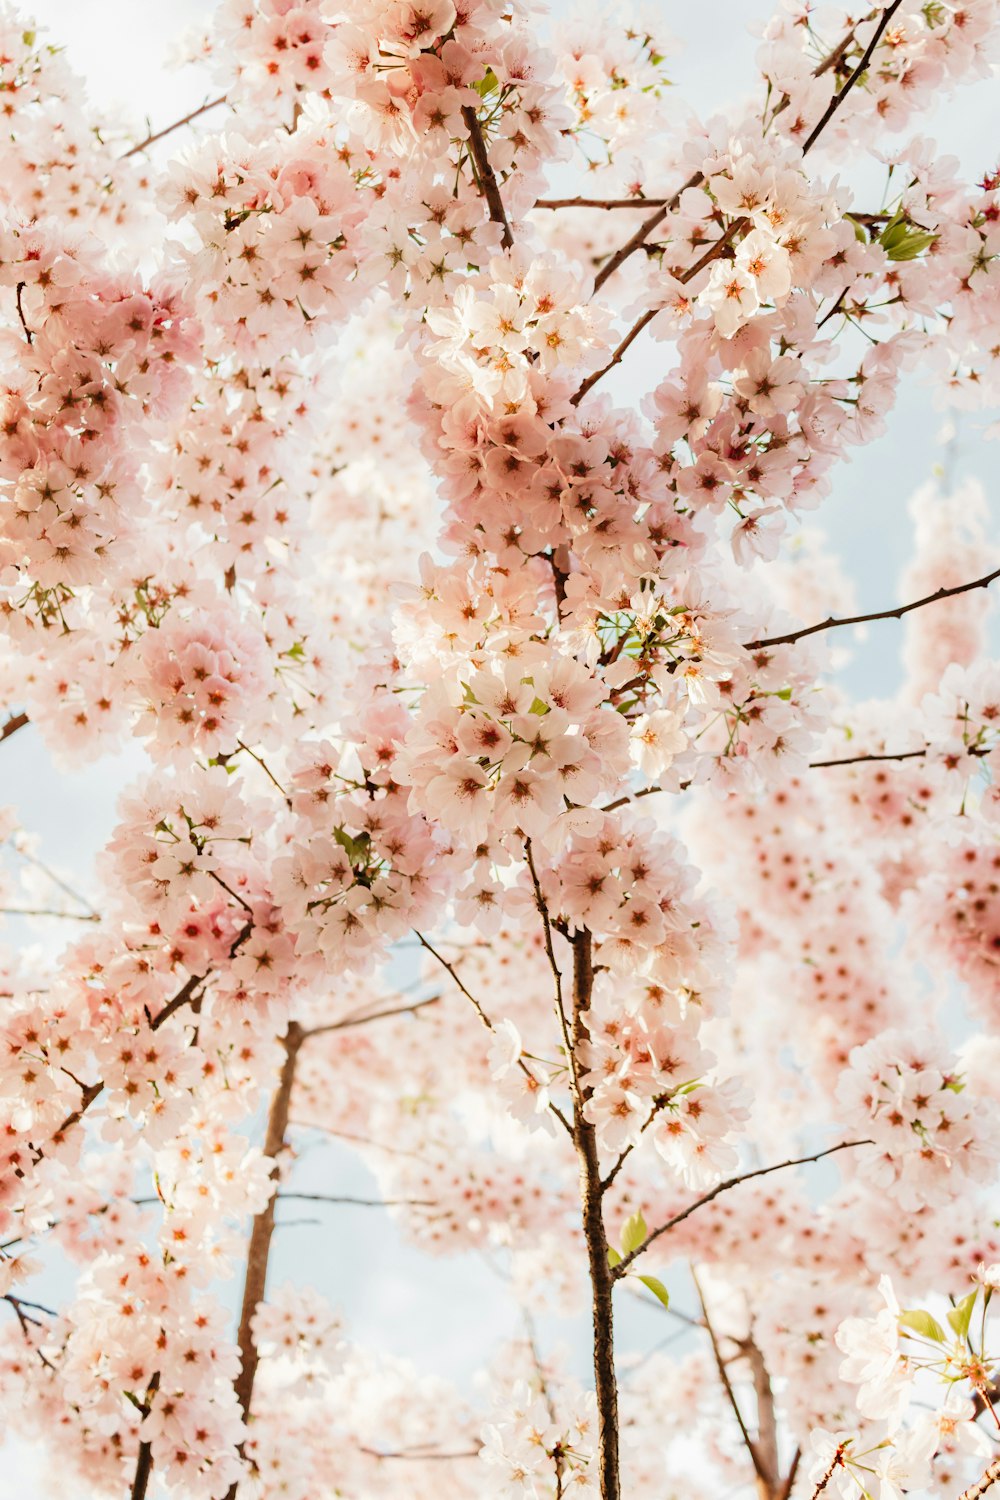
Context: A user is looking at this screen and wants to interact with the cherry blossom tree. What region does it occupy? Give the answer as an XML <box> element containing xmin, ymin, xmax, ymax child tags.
<box><xmin>2</xmin><ymin>2</ymin><xmax>1000</xmax><ymax>1498</ymax></box>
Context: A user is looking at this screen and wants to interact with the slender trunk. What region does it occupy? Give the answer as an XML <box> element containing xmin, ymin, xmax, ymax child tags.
<box><xmin>571</xmin><ymin>931</ymin><xmax>620</xmax><ymax>1500</ymax></box>
<box><xmin>227</xmin><ymin>1021</ymin><xmax>304</xmax><ymax>1498</ymax></box>
<box><xmin>129</xmin><ymin>1371</ymin><xmax>161</xmax><ymax>1500</ymax></box>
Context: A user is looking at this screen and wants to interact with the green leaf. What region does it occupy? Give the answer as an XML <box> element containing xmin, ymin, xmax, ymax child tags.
<box><xmin>899</xmin><ymin>1308</ymin><xmax>946</xmax><ymax>1343</ymax></box>
<box><xmin>948</xmin><ymin>1291</ymin><xmax>978</xmax><ymax>1341</ymax></box>
<box><xmin>472</xmin><ymin>68</ymin><xmax>499</xmax><ymax>98</ymax></box>
<box><xmin>844</xmin><ymin>213</ymin><xmax>868</xmax><ymax>244</ymax></box>
<box><xmin>636</xmin><ymin>1274</ymin><xmax>670</xmax><ymax>1308</ymax></box>
<box><xmin>607</xmin><ymin>1247</ymin><xmax>622</xmax><ymax>1269</ymax></box>
<box><xmin>620</xmin><ymin>1211</ymin><xmax>647</xmax><ymax>1255</ymax></box>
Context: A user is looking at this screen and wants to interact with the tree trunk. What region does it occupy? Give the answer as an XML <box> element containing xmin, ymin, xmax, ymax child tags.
<box><xmin>227</xmin><ymin>1021</ymin><xmax>304</xmax><ymax>1497</ymax></box>
<box><xmin>571</xmin><ymin>931</ymin><xmax>620</xmax><ymax>1500</ymax></box>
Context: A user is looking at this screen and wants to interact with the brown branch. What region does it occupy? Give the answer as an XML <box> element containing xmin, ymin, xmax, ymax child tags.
<box><xmin>958</xmin><ymin>1457</ymin><xmax>1000</xmax><ymax>1500</ymax></box>
<box><xmin>130</xmin><ymin>1371</ymin><xmax>161</xmax><ymax>1500</ymax></box>
<box><xmin>779</xmin><ymin>1448</ymin><xmax>802</xmax><ymax>1500</ymax></box>
<box><xmin>801</xmin><ymin>1</ymin><xmax>906</xmax><ymax>156</ymax></box>
<box><xmin>810</xmin><ymin>1444</ymin><xmax>847</xmax><ymax>1499</ymax></box>
<box><xmin>462</xmin><ymin>105</ymin><xmax>512</xmax><ymax>249</ymax></box>
<box><xmin>592</xmin><ymin>172</ymin><xmax>703</xmax><ymax>294</ymax></box>
<box><xmin>535</xmin><ymin>197</ymin><xmax>671</xmax><ymax>210</ymax></box>
<box><xmin>575</xmin><ymin>218</ymin><xmax>746</xmax><ymax>404</ymax></box>
<box><xmin>303</xmin><ymin>995</ymin><xmax>440</xmax><ymax>1038</ymax></box>
<box><xmin>415</xmin><ymin>930</ymin><xmax>574</xmax><ymax>1139</ymax></box>
<box><xmin>591</xmin><ymin>8</ymin><xmax>891</xmax><ymax>293</ymax></box>
<box><xmin>743</xmin><ymin>1333</ymin><xmax>781</xmax><ymax>1500</ymax></box>
<box><xmin>152</xmin><ymin>921</ymin><xmax>253</xmax><ymax>1031</ymax></box>
<box><xmin>40</xmin><ymin>923</ymin><xmax>254</xmax><ymax>1163</ymax></box>
<box><xmin>692</xmin><ymin>1268</ymin><xmax>767</xmax><ymax>1489</ymax></box>
<box><xmin>226</xmin><ymin>1022</ymin><xmax>305</xmax><ymax>1499</ymax></box>
<box><xmin>571</xmin><ymin>930</ymin><xmax>620</xmax><ymax>1500</ymax></box>
<box><xmin>612</xmin><ymin>1140</ymin><xmax>870</xmax><ymax>1278</ymax></box>
<box><xmin>13</xmin><ymin>286</ymin><xmax>32</xmax><ymax>344</ymax></box>
<box><xmin>809</xmin><ymin>748</ymin><xmax>928</xmax><ymax>769</ymax></box>
<box><xmin>120</xmin><ymin>95</ymin><xmax>228</xmax><ymax>158</ymax></box>
<box><xmin>744</xmin><ymin>566</ymin><xmax>1000</xmax><ymax>650</ymax></box>
<box><xmin>1</xmin><ymin>711</ymin><xmax>28</xmax><ymax>744</ymax></box>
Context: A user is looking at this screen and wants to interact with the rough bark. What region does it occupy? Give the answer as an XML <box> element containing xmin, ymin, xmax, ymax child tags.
<box><xmin>226</xmin><ymin>1021</ymin><xmax>304</xmax><ymax>1497</ymax></box>
<box><xmin>571</xmin><ymin>931</ymin><xmax>620</xmax><ymax>1500</ymax></box>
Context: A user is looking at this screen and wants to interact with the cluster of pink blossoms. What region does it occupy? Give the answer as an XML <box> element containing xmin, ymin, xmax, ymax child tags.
<box><xmin>0</xmin><ymin>0</ymin><xmax>1000</xmax><ymax>1498</ymax></box>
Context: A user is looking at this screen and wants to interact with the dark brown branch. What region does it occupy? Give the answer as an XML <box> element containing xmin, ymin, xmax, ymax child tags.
<box><xmin>130</xmin><ymin>1371</ymin><xmax>161</xmax><ymax>1500</ymax></box>
<box><xmin>41</xmin><ymin>924</ymin><xmax>253</xmax><ymax>1164</ymax></box>
<box><xmin>535</xmin><ymin>197</ymin><xmax>671</xmax><ymax>210</ymax></box>
<box><xmin>152</xmin><ymin>921</ymin><xmax>253</xmax><ymax>1031</ymax></box>
<box><xmin>226</xmin><ymin>1022</ymin><xmax>305</xmax><ymax>1499</ymax></box>
<box><xmin>592</xmin><ymin>171</ymin><xmax>702</xmax><ymax>294</ymax></box>
<box><xmin>801</xmin><ymin>1</ymin><xmax>906</xmax><ymax>156</ymax></box>
<box><xmin>692</xmin><ymin>1268</ymin><xmax>767</xmax><ymax>1489</ymax></box>
<box><xmin>575</xmin><ymin>218</ymin><xmax>746</xmax><ymax>404</ymax></box>
<box><xmin>414</xmin><ymin>930</ymin><xmax>574</xmax><ymax>1138</ymax></box>
<box><xmin>612</xmin><ymin>1140</ymin><xmax>870</xmax><ymax>1278</ymax></box>
<box><xmin>810</xmin><ymin>1444</ymin><xmax>847</xmax><ymax>1499</ymax></box>
<box><xmin>1</xmin><ymin>711</ymin><xmax>28</xmax><ymax>744</ymax></box>
<box><xmin>591</xmin><ymin>8</ymin><xmax>890</xmax><ymax>292</ymax></box>
<box><xmin>462</xmin><ymin>106</ymin><xmax>512</xmax><ymax>249</ymax></box>
<box><xmin>14</xmin><ymin>286</ymin><xmax>32</xmax><ymax>344</ymax></box>
<box><xmin>744</xmin><ymin>566</ymin><xmax>1000</xmax><ymax>650</ymax></box>
<box><xmin>121</xmin><ymin>95</ymin><xmax>228</xmax><ymax>158</ymax></box>
<box><xmin>810</xmin><ymin>748</ymin><xmax>928</xmax><ymax>769</ymax></box>
<box><xmin>571</xmin><ymin>930</ymin><xmax>620</xmax><ymax>1500</ymax></box>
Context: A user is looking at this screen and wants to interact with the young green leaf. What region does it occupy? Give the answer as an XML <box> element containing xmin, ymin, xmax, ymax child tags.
<box><xmin>947</xmin><ymin>1291</ymin><xmax>978</xmax><ymax>1341</ymax></box>
<box><xmin>620</xmin><ymin>1211</ymin><xmax>647</xmax><ymax>1255</ymax></box>
<box><xmin>607</xmin><ymin>1248</ymin><xmax>622</xmax><ymax>1269</ymax></box>
<box><xmin>899</xmin><ymin>1308</ymin><xmax>946</xmax><ymax>1343</ymax></box>
<box><xmin>636</xmin><ymin>1274</ymin><xmax>670</xmax><ymax>1308</ymax></box>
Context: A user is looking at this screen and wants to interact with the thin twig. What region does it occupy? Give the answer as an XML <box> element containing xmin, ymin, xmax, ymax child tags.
<box><xmin>0</xmin><ymin>907</ymin><xmax>99</xmax><ymax>922</ymax></box>
<box><xmin>801</xmin><ymin>1</ymin><xmax>906</xmax><ymax>155</ymax></box>
<box><xmin>612</xmin><ymin>1140</ymin><xmax>870</xmax><ymax>1277</ymax></box>
<box><xmin>691</xmin><ymin>1266</ymin><xmax>766</xmax><ymax>1486</ymax></box>
<box><xmin>574</xmin><ymin>218</ymin><xmax>746</xmax><ymax>405</ymax></box>
<box><xmin>415</xmin><ymin>930</ymin><xmax>574</xmax><ymax>1139</ymax></box>
<box><xmin>535</xmin><ymin>197</ymin><xmax>670</xmax><ymax>210</ymax></box>
<box><xmin>304</xmin><ymin>995</ymin><xmax>440</xmax><ymax>1038</ymax></box>
<box><xmin>13</xmin><ymin>286</ymin><xmax>32</xmax><ymax>344</ymax></box>
<box><xmin>121</xmin><ymin>95</ymin><xmax>228</xmax><ymax>158</ymax></box>
<box><xmin>744</xmin><ymin>566</ymin><xmax>1000</xmax><ymax>650</ymax></box>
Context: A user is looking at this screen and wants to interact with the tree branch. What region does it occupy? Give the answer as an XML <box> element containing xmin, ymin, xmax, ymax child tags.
<box><xmin>303</xmin><ymin>995</ymin><xmax>440</xmax><ymax>1038</ymax></box>
<box><xmin>121</xmin><ymin>95</ymin><xmax>228</xmax><ymax>158</ymax></box>
<box><xmin>571</xmin><ymin>929</ymin><xmax>621</xmax><ymax>1500</ymax></box>
<box><xmin>612</xmin><ymin>1141</ymin><xmax>870</xmax><ymax>1278</ymax></box>
<box><xmin>801</xmin><ymin>1</ymin><xmax>906</xmax><ymax>156</ymax></box>
<box><xmin>958</xmin><ymin>1457</ymin><xmax>1000</xmax><ymax>1500</ymax></box>
<box><xmin>462</xmin><ymin>106</ymin><xmax>512</xmax><ymax>249</ymax></box>
<box><xmin>575</xmin><ymin>218</ymin><xmax>747</xmax><ymax>404</ymax></box>
<box><xmin>129</xmin><ymin>1371</ymin><xmax>161</xmax><ymax>1500</ymax></box>
<box><xmin>691</xmin><ymin>1267</ymin><xmax>766</xmax><ymax>1488</ymax></box>
<box><xmin>0</xmin><ymin>711</ymin><xmax>29</xmax><ymax>744</ymax></box>
<box><xmin>226</xmin><ymin>1022</ymin><xmax>305</xmax><ymax>1499</ymax></box>
<box><xmin>744</xmin><ymin>565</ymin><xmax>1000</xmax><ymax>650</ymax></box>
<box><xmin>415</xmin><ymin>930</ymin><xmax>574</xmax><ymax>1138</ymax></box>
